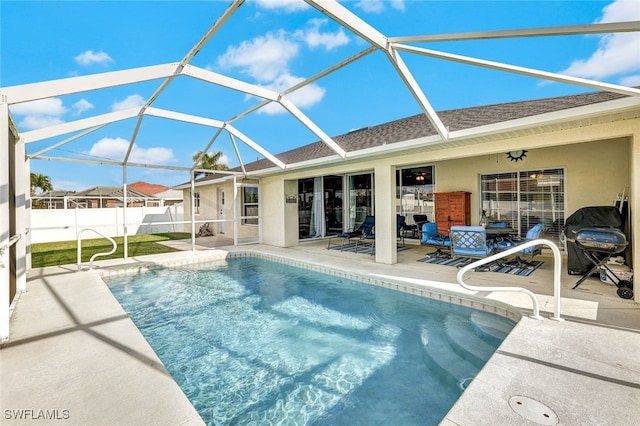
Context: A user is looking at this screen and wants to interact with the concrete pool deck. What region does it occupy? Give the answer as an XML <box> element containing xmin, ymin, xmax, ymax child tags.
<box><xmin>1</xmin><ymin>238</ymin><xmax>639</xmax><ymax>425</ymax></box>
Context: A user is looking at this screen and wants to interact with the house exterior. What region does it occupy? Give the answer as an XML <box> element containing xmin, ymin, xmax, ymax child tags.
<box><xmin>178</xmin><ymin>89</ymin><xmax>638</xmax><ymax>280</ymax></box>
<box><xmin>34</xmin><ymin>184</ymin><xmax>182</xmax><ymax>209</ymax></box>
<box><xmin>129</xmin><ymin>181</ymin><xmax>183</xmax><ymax>206</ymax></box>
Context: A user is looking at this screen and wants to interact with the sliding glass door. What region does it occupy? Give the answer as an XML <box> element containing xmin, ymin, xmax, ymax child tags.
<box><xmin>324</xmin><ymin>175</ymin><xmax>343</xmax><ymax>236</ymax></box>
<box><xmin>298</xmin><ymin>175</ymin><xmax>344</xmax><ymax>239</ymax></box>
<box><xmin>396</xmin><ymin>166</ymin><xmax>435</xmax><ymax>226</ymax></box>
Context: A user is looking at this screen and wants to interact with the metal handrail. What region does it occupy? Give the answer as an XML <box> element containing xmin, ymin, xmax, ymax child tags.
<box><xmin>0</xmin><ymin>234</ymin><xmax>22</xmax><ymax>256</ymax></box>
<box><xmin>456</xmin><ymin>239</ymin><xmax>563</xmax><ymax>321</ymax></box>
<box><xmin>77</xmin><ymin>228</ymin><xmax>117</xmax><ymax>271</ymax></box>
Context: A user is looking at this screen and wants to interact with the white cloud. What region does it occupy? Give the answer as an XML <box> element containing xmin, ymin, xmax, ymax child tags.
<box><xmin>72</xmin><ymin>99</ymin><xmax>94</xmax><ymax>116</ymax></box>
<box><xmin>10</xmin><ymin>98</ymin><xmax>67</xmax><ymax>130</ymax></box>
<box><xmin>74</xmin><ymin>50</ymin><xmax>113</xmax><ymax>66</ymax></box>
<box><xmin>111</xmin><ymin>94</ymin><xmax>145</xmax><ymax>111</ymax></box>
<box><xmin>559</xmin><ymin>0</ymin><xmax>640</xmax><ymax>81</ymax></box>
<box><xmin>10</xmin><ymin>98</ymin><xmax>67</xmax><ymax>116</ymax></box>
<box><xmin>254</xmin><ymin>0</ymin><xmax>309</xmax><ymax>12</ymax></box>
<box><xmin>355</xmin><ymin>0</ymin><xmax>405</xmax><ymax>13</ymax></box>
<box><xmin>218</xmin><ymin>31</ymin><xmax>299</xmax><ymax>82</ymax></box>
<box><xmin>87</xmin><ymin>137</ymin><xmax>176</xmax><ymax>164</ymax></box>
<box><xmin>18</xmin><ymin>115</ymin><xmax>64</xmax><ymax>130</ymax></box>
<box><xmin>620</xmin><ymin>75</ymin><xmax>640</xmax><ymax>87</ymax></box>
<box><xmin>296</xmin><ymin>19</ymin><xmax>350</xmax><ymax>51</ymax></box>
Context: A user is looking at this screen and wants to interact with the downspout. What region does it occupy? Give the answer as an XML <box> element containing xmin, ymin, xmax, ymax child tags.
<box><xmin>191</xmin><ymin>172</ymin><xmax>196</xmax><ymax>251</ymax></box>
<box><xmin>0</xmin><ymin>99</ymin><xmax>10</xmax><ymax>342</ymax></box>
<box><xmin>123</xmin><ymin>167</ymin><xmax>128</xmax><ymax>259</ymax></box>
<box><xmin>233</xmin><ymin>175</ymin><xmax>238</xmax><ymax>246</ymax></box>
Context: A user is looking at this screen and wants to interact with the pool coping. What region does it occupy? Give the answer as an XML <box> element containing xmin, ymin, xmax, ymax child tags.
<box><xmin>96</xmin><ymin>248</ymin><xmax>523</xmax><ymax>324</ymax></box>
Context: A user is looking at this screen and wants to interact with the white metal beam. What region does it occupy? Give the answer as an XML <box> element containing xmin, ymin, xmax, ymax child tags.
<box><xmin>145</xmin><ymin>107</ymin><xmax>225</xmax><ymax>128</ymax></box>
<box><xmin>1</xmin><ymin>64</ymin><xmax>178</xmax><ymax>105</ymax></box>
<box><xmin>191</xmin><ymin>128</ymin><xmax>224</xmax><ymax>170</ymax></box>
<box><xmin>279</xmin><ymin>96</ymin><xmax>346</xmax><ymax>158</ymax></box>
<box><xmin>229</xmin><ymin>133</ymin><xmax>247</xmax><ymax>176</ymax></box>
<box><xmin>29</xmin><ymin>125</ymin><xmax>106</xmax><ymax>158</ymax></box>
<box><xmin>141</xmin><ymin>1</ymin><xmax>247</xmax><ymax>109</ymax></box>
<box><xmin>224</xmin><ymin>123</ymin><xmax>286</xmax><ymax>169</ymax></box>
<box><xmin>20</xmin><ymin>108</ymin><xmax>140</xmax><ymax>143</ymax></box>
<box><xmin>33</xmin><ymin>155</ymin><xmax>192</xmax><ymax>171</ymax></box>
<box><xmin>227</xmin><ymin>46</ymin><xmax>377</xmax><ymax>124</ymax></box>
<box><xmin>389</xmin><ymin>21</ymin><xmax>640</xmax><ymax>43</ymax></box>
<box><xmin>305</xmin><ymin>0</ymin><xmax>387</xmax><ymax>48</ymax></box>
<box><xmin>182</xmin><ymin>65</ymin><xmax>280</xmax><ymax>101</ymax></box>
<box><xmin>385</xmin><ymin>47</ymin><xmax>450</xmax><ymax>140</ymax></box>
<box><xmin>393</xmin><ymin>43</ymin><xmax>640</xmax><ymax>97</ymax></box>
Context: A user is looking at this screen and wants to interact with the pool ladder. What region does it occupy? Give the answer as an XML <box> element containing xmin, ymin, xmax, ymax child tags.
<box><xmin>456</xmin><ymin>239</ymin><xmax>563</xmax><ymax>321</ymax></box>
<box><xmin>77</xmin><ymin>228</ymin><xmax>117</xmax><ymax>271</ymax></box>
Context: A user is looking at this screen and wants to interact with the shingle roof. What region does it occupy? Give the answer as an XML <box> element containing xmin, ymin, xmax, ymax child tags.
<box><xmin>74</xmin><ymin>186</ymin><xmax>154</xmax><ymax>199</ymax></box>
<box><xmin>191</xmin><ymin>89</ymin><xmax>632</xmax><ymax>183</ymax></box>
<box><xmin>128</xmin><ymin>181</ymin><xmax>170</xmax><ymax>195</ymax></box>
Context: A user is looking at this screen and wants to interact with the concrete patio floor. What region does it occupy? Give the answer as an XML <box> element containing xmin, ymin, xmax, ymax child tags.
<box><xmin>1</xmin><ymin>237</ymin><xmax>639</xmax><ymax>425</ymax></box>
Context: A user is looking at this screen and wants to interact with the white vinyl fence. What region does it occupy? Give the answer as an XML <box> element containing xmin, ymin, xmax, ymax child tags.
<box><xmin>30</xmin><ymin>204</ymin><xmax>185</xmax><ymax>243</ymax></box>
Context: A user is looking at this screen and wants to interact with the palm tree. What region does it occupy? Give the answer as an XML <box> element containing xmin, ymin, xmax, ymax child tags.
<box><xmin>30</xmin><ymin>172</ymin><xmax>53</xmax><ymax>195</ymax></box>
<box><xmin>192</xmin><ymin>150</ymin><xmax>229</xmax><ymax>176</ymax></box>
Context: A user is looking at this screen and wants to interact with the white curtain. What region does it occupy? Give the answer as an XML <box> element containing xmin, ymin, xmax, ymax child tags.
<box><xmin>310</xmin><ymin>177</ymin><xmax>325</xmax><ymax>237</ymax></box>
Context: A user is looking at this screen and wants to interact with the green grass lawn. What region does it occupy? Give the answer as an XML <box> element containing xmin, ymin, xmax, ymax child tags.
<box><xmin>32</xmin><ymin>233</ymin><xmax>192</xmax><ymax>268</ymax></box>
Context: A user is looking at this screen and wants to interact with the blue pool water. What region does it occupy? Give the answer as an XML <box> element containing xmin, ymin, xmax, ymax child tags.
<box><xmin>105</xmin><ymin>257</ymin><xmax>516</xmax><ymax>425</ymax></box>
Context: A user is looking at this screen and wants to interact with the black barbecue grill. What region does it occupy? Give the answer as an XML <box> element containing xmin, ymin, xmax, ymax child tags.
<box><xmin>572</xmin><ymin>227</ymin><xmax>633</xmax><ymax>299</ymax></box>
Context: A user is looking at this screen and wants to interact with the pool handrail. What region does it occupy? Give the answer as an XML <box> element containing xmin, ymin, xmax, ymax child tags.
<box><xmin>77</xmin><ymin>228</ymin><xmax>117</xmax><ymax>271</ymax></box>
<box><xmin>456</xmin><ymin>239</ymin><xmax>563</xmax><ymax>321</ymax></box>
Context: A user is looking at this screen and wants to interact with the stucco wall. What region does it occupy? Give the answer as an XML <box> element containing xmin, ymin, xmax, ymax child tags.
<box><xmin>436</xmin><ymin>137</ymin><xmax>630</xmax><ymax>224</ymax></box>
<box><xmin>258</xmin><ymin>118</ymin><xmax>635</xmax><ymax>248</ymax></box>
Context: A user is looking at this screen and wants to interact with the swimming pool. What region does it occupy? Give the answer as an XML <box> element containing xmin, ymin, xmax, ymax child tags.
<box><xmin>105</xmin><ymin>256</ymin><xmax>516</xmax><ymax>425</ymax></box>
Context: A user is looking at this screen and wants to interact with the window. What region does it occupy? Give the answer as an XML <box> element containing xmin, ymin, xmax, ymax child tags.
<box><xmin>480</xmin><ymin>168</ymin><xmax>565</xmax><ymax>239</ymax></box>
<box><xmin>242</xmin><ymin>187</ymin><xmax>259</xmax><ymax>225</ymax></box>
<box><xmin>193</xmin><ymin>191</ymin><xmax>200</xmax><ymax>215</ymax></box>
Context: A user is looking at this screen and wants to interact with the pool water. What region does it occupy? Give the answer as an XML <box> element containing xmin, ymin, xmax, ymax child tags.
<box><xmin>105</xmin><ymin>257</ymin><xmax>515</xmax><ymax>425</ymax></box>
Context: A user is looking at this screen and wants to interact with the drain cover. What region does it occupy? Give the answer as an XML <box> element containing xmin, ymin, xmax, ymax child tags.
<box><xmin>508</xmin><ymin>395</ymin><xmax>558</xmax><ymax>425</ymax></box>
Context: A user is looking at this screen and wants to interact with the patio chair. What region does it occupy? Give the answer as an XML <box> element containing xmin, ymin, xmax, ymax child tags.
<box><xmin>355</xmin><ymin>222</ymin><xmax>376</xmax><ymax>254</ymax></box>
<box><xmin>413</xmin><ymin>214</ymin><xmax>430</xmax><ymax>233</ymax></box>
<box><xmin>327</xmin><ymin>215</ymin><xmax>375</xmax><ymax>251</ymax></box>
<box><xmin>198</xmin><ymin>222</ymin><xmax>214</xmax><ymax>237</ymax></box>
<box><xmin>449</xmin><ymin>226</ymin><xmax>492</xmax><ymax>259</ymax></box>
<box><xmin>499</xmin><ymin>223</ymin><xmax>545</xmax><ymax>266</ymax></box>
<box><xmin>420</xmin><ymin>222</ymin><xmax>450</xmax><ymax>258</ymax></box>
<box><xmin>397</xmin><ymin>214</ymin><xmax>408</xmax><ymax>247</ymax></box>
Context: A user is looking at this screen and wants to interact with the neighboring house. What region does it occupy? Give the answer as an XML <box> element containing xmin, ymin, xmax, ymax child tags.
<box><xmin>34</xmin><ymin>186</ymin><xmax>155</xmax><ymax>209</ymax></box>
<box><xmin>34</xmin><ymin>182</ymin><xmax>183</xmax><ymax>209</ymax></box>
<box><xmin>129</xmin><ymin>181</ymin><xmax>183</xmax><ymax>206</ymax></box>
<box><xmin>176</xmin><ymin>89</ymin><xmax>638</xmax><ymax>271</ymax></box>
<box><xmin>31</xmin><ymin>190</ymin><xmax>76</xmax><ymax>209</ymax></box>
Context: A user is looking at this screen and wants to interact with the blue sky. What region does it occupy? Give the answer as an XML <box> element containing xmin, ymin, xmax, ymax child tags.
<box><xmin>2</xmin><ymin>0</ymin><xmax>640</xmax><ymax>191</ymax></box>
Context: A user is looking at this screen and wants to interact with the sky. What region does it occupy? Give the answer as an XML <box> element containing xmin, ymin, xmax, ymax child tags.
<box><xmin>2</xmin><ymin>0</ymin><xmax>640</xmax><ymax>191</ymax></box>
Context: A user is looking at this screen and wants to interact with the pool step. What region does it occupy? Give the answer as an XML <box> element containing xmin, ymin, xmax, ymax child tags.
<box><xmin>420</xmin><ymin>324</ymin><xmax>477</xmax><ymax>390</ymax></box>
<box><xmin>470</xmin><ymin>311</ymin><xmax>515</xmax><ymax>346</ymax></box>
<box><xmin>444</xmin><ymin>315</ymin><xmax>499</xmax><ymax>369</ymax></box>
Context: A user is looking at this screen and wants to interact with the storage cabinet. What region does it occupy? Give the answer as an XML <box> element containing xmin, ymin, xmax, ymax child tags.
<box><xmin>434</xmin><ymin>191</ymin><xmax>471</xmax><ymax>232</ymax></box>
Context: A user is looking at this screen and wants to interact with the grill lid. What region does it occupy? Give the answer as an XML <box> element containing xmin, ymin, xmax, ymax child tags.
<box><xmin>575</xmin><ymin>227</ymin><xmax>627</xmax><ymax>253</ymax></box>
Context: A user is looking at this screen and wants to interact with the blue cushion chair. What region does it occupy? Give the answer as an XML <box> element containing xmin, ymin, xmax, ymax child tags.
<box><xmin>497</xmin><ymin>223</ymin><xmax>545</xmax><ymax>266</ymax></box>
<box><xmin>420</xmin><ymin>222</ymin><xmax>451</xmax><ymax>257</ymax></box>
<box><xmin>327</xmin><ymin>215</ymin><xmax>375</xmax><ymax>251</ymax></box>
